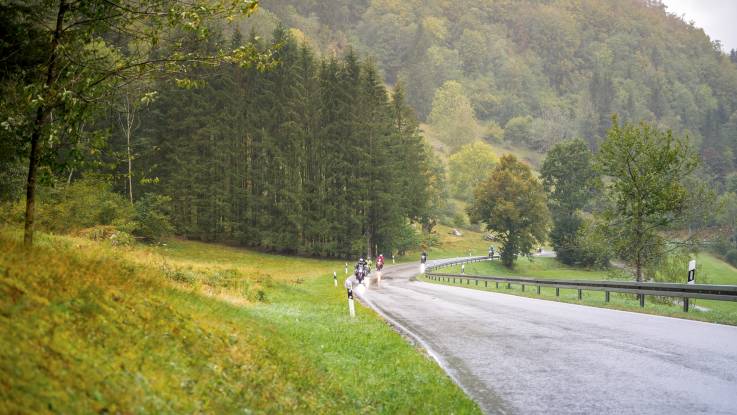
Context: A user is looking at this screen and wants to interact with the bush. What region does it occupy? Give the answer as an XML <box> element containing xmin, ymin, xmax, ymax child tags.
<box><xmin>133</xmin><ymin>193</ymin><xmax>173</xmax><ymax>242</ymax></box>
<box><xmin>725</xmin><ymin>250</ymin><xmax>737</xmax><ymax>268</ymax></box>
<box><xmin>556</xmin><ymin>218</ymin><xmax>610</xmax><ymax>268</ymax></box>
<box><xmin>394</xmin><ymin>222</ymin><xmax>422</xmax><ymax>255</ymax></box>
<box><xmin>77</xmin><ymin>225</ymin><xmax>134</xmax><ymax>246</ymax></box>
<box><xmin>2</xmin><ymin>177</ymin><xmax>136</xmax><ymax>233</ymax></box>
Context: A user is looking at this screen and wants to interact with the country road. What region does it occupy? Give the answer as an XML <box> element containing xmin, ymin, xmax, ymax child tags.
<box><xmin>360</xmin><ymin>259</ymin><xmax>737</xmax><ymax>415</ymax></box>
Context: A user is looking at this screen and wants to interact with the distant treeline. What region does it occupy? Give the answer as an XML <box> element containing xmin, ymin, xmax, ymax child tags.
<box><xmin>108</xmin><ymin>28</ymin><xmax>438</xmax><ymax>257</ymax></box>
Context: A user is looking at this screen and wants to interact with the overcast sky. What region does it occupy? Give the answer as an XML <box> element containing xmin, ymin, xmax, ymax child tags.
<box><xmin>661</xmin><ymin>0</ymin><xmax>737</xmax><ymax>52</ymax></box>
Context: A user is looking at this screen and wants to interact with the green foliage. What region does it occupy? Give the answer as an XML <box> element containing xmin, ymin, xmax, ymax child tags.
<box><xmin>77</xmin><ymin>225</ymin><xmax>135</xmax><ymax>247</ymax></box>
<box><xmin>267</xmin><ymin>0</ymin><xmax>737</xmax><ymax>183</ymax></box>
<box><xmin>133</xmin><ymin>30</ymin><xmax>434</xmax><ymax>257</ymax></box>
<box><xmin>725</xmin><ymin>250</ymin><xmax>737</xmax><ymax>268</ymax></box>
<box><xmin>133</xmin><ymin>193</ymin><xmax>173</xmax><ymax>242</ymax></box>
<box><xmin>716</xmin><ymin>192</ymin><xmax>737</xmax><ymax>233</ymax></box>
<box><xmin>541</xmin><ymin>139</ymin><xmax>600</xmax><ymax>266</ymax></box>
<box><xmin>6</xmin><ymin>178</ymin><xmax>135</xmax><ymax>234</ymax></box>
<box><xmin>597</xmin><ymin>118</ymin><xmax>698</xmax><ymax>281</ymax></box>
<box><xmin>468</xmin><ymin>154</ymin><xmax>550</xmax><ymax>267</ymax></box>
<box><xmin>428</xmin><ymin>80</ymin><xmax>479</xmax><ymax>151</ymax></box>
<box><xmin>504</xmin><ymin>116</ymin><xmax>533</xmax><ymax>145</ymax></box>
<box><xmin>650</xmin><ymin>251</ymin><xmax>708</xmax><ymax>286</ymax></box>
<box><xmin>448</xmin><ymin>141</ymin><xmax>498</xmax><ymax>202</ymax></box>
<box><xmin>552</xmin><ymin>217</ymin><xmax>610</xmax><ymax>269</ymax></box>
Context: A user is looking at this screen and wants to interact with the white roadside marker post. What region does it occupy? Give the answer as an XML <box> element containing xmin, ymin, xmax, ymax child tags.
<box><xmin>392</xmin><ymin>254</ymin><xmax>395</xmax><ymax>264</ymax></box>
<box><xmin>462</xmin><ymin>264</ymin><xmax>465</xmax><ymax>275</ymax></box>
<box><xmin>685</xmin><ymin>259</ymin><xmax>696</xmax><ymax>312</ymax></box>
<box><xmin>333</xmin><ymin>271</ymin><xmax>337</xmax><ymax>287</ymax></box>
<box><xmin>345</xmin><ymin>262</ymin><xmax>348</xmax><ymax>275</ymax></box>
<box><xmin>344</xmin><ymin>278</ymin><xmax>355</xmax><ymax>318</ymax></box>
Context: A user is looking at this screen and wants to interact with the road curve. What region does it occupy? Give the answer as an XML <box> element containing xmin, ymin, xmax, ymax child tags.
<box><xmin>360</xmin><ymin>260</ymin><xmax>737</xmax><ymax>414</ymax></box>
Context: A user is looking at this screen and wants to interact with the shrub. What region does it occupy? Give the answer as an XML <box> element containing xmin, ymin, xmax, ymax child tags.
<box><xmin>556</xmin><ymin>218</ymin><xmax>610</xmax><ymax>268</ymax></box>
<box><xmin>725</xmin><ymin>250</ymin><xmax>737</xmax><ymax>268</ymax></box>
<box><xmin>133</xmin><ymin>193</ymin><xmax>173</xmax><ymax>242</ymax></box>
<box><xmin>2</xmin><ymin>178</ymin><xmax>136</xmax><ymax>233</ymax></box>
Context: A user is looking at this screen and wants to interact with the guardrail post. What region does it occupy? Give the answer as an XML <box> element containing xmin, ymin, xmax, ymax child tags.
<box><xmin>507</xmin><ymin>282</ymin><xmax>511</xmax><ymax>289</ymax></box>
<box><xmin>485</xmin><ymin>281</ymin><xmax>488</xmax><ymax>288</ymax></box>
<box><xmin>522</xmin><ymin>284</ymin><xmax>525</xmax><ymax>292</ymax></box>
<box><xmin>496</xmin><ymin>282</ymin><xmax>499</xmax><ymax>289</ymax></box>
<box><xmin>683</xmin><ymin>298</ymin><xmax>689</xmax><ymax>312</ymax></box>
<box><xmin>577</xmin><ymin>289</ymin><xmax>582</xmax><ymax>300</ymax></box>
<box><xmin>476</xmin><ymin>279</ymin><xmax>478</xmax><ymax>286</ymax></box>
<box><xmin>639</xmin><ymin>294</ymin><xmax>645</xmax><ymax>308</ymax></box>
<box><xmin>605</xmin><ymin>291</ymin><xmax>610</xmax><ymax>302</ymax></box>
<box><xmin>537</xmin><ymin>285</ymin><xmax>541</xmax><ymax>295</ymax></box>
<box><xmin>556</xmin><ymin>287</ymin><xmax>560</xmax><ymax>297</ymax></box>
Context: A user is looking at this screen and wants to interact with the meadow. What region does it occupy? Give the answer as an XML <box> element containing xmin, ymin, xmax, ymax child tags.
<box><xmin>422</xmin><ymin>254</ymin><xmax>737</xmax><ymax>325</ymax></box>
<box><xmin>0</xmin><ymin>229</ymin><xmax>480</xmax><ymax>414</ymax></box>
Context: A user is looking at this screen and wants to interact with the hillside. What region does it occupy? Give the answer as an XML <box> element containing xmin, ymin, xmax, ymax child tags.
<box><xmin>259</xmin><ymin>0</ymin><xmax>737</xmax><ymax>186</ymax></box>
<box><xmin>0</xmin><ymin>230</ymin><xmax>479</xmax><ymax>413</ymax></box>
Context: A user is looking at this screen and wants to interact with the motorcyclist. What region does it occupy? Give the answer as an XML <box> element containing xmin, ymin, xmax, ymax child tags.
<box><xmin>377</xmin><ymin>254</ymin><xmax>385</xmax><ymax>271</ymax></box>
<box><xmin>355</xmin><ymin>256</ymin><xmax>370</xmax><ymax>282</ymax></box>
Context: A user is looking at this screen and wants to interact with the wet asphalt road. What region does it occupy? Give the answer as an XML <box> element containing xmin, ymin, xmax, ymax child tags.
<box><xmin>360</xmin><ymin>260</ymin><xmax>737</xmax><ymax>414</ymax></box>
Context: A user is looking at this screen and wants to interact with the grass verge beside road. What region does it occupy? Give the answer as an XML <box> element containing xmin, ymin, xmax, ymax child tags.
<box><xmin>0</xmin><ymin>229</ymin><xmax>480</xmax><ymax>414</ymax></box>
<box><xmin>421</xmin><ymin>255</ymin><xmax>737</xmax><ymax>326</ymax></box>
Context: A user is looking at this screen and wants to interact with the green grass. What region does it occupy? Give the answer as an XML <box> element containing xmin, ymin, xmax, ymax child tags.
<box><xmin>446</xmin><ymin>256</ymin><xmax>625</xmax><ymax>281</ymax></box>
<box><xmin>422</xmin><ymin>224</ymin><xmax>495</xmax><ymax>259</ymax></box>
<box><xmin>691</xmin><ymin>253</ymin><xmax>737</xmax><ymax>323</ymax></box>
<box><xmin>0</xmin><ymin>229</ymin><xmax>480</xmax><ymax>414</ymax></box>
<box><xmin>423</xmin><ymin>255</ymin><xmax>737</xmax><ymax>326</ymax></box>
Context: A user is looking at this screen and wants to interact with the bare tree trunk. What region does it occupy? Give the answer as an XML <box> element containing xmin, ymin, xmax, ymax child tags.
<box><xmin>24</xmin><ymin>0</ymin><xmax>67</xmax><ymax>247</ymax></box>
<box><xmin>118</xmin><ymin>92</ymin><xmax>135</xmax><ymax>204</ymax></box>
<box><xmin>127</xmin><ymin>131</ymin><xmax>133</xmax><ymax>203</ymax></box>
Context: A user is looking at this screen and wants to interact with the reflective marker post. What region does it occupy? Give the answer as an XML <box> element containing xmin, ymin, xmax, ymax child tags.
<box><xmin>685</xmin><ymin>259</ymin><xmax>696</xmax><ymax>312</ymax></box>
<box><xmin>345</xmin><ymin>262</ymin><xmax>348</xmax><ymax>275</ymax></box>
<box><xmin>392</xmin><ymin>255</ymin><xmax>395</xmax><ymax>264</ymax></box>
<box><xmin>344</xmin><ymin>278</ymin><xmax>355</xmax><ymax>318</ymax></box>
<box><xmin>461</xmin><ymin>264</ymin><xmax>465</xmax><ymax>275</ymax></box>
<box><xmin>333</xmin><ymin>271</ymin><xmax>337</xmax><ymax>287</ymax></box>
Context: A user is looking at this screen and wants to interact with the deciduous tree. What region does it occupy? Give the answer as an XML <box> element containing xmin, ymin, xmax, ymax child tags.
<box><xmin>597</xmin><ymin>118</ymin><xmax>698</xmax><ymax>281</ymax></box>
<box><xmin>468</xmin><ymin>154</ymin><xmax>550</xmax><ymax>268</ymax></box>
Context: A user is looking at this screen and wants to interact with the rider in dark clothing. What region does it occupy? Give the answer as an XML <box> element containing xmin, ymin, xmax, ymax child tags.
<box><xmin>355</xmin><ymin>257</ymin><xmax>369</xmax><ymax>283</ymax></box>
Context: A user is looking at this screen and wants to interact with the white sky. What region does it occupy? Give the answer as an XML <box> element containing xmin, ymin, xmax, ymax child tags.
<box><xmin>661</xmin><ymin>0</ymin><xmax>737</xmax><ymax>51</ymax></box>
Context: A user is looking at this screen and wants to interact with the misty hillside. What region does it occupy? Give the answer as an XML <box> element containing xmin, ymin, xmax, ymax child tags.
<box><xmin>257</xmin><ymin>0</ymin><xmax>737</xmax><ymax>184</ymax></box>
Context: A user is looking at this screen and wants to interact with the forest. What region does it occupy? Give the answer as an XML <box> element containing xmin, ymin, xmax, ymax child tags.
<box><xmin>109</xmin><ymin>28</ymin><xmax>438</xmax><ymax>257</ymax></box>
<box><xmin>2</xmin><ymin>0</ymin><xmax>737</xmax><ymax>274</ymax></box>
<box><xmin>0</xmin><ymin>2</ymin><xmax>437</xmax><ymax>258</ymax></box>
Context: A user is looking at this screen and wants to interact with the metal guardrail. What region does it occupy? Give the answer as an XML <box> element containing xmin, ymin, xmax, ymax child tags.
<box><xmin>425</xmin><ymin>256</ymin><xmax>737</xmax><ymax>312</ymax></box>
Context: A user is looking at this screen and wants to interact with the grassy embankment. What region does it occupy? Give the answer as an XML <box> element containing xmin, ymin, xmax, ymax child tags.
<box><xmin>0</xmin><ymin>229</ymin><xmax>480</xmax><ymax>414</ymax></box>
<box><xmin>420</xmin><ymin>254</ymin><xmax>737</xmax><ymax>325</ymax></box>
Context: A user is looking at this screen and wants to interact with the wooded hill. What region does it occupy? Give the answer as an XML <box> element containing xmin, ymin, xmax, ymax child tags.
<box><xmin>259</xmin><ymin>0</ymin><xmax>737</xmax><ymax>187</ymax></box>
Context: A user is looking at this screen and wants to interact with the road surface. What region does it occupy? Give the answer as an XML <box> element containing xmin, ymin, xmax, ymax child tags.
<box><xmin>359</xmin><ymin>259</ymin><xmax>737</xmax><ymax>414</ymax></box>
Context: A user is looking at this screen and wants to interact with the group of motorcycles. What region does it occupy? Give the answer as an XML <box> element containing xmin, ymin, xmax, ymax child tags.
<box><xmin>354</xmin><ymin>254</ymin><xmax>385</xmax><ymax>284</ymax></box>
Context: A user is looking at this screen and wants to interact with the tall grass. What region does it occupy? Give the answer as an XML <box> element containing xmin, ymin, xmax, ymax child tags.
<box><xmin>0</xmin><ymin>230</ymin><xmax>479</xmax><ymax>414</ymax></box>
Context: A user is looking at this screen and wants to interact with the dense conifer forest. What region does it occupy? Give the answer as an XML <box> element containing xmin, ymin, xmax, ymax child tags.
<box><xmin>105</xmin><ymin>28</ymin><xmax>438</xmax><ymax>257</ymax></box>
